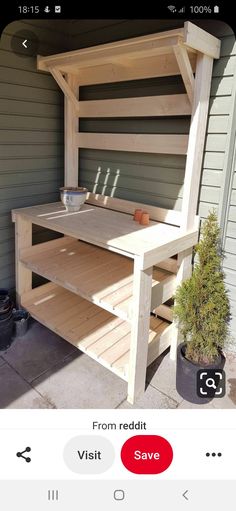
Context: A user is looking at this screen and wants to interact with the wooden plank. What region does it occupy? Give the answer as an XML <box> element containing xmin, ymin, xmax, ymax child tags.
<box><xmin>184</xmin><ymin>21</ymin><xmax>221</xmax><ymax>59</ymax></box>
<box><xmin>64</xmin><ymin>74</ymin><xmax>79</xmax><ymax>187</ymax></box>
<box><xmin>127</xmin><ymin>258</ymin><xmax>152</xmax><ymax>404</ymax></box>
<box><xmin>113</xmin><ymin>318</ymin><xmax>171</xmax><ymax>378</ymax></box>
<box><xmin>20</xmin><ymin>235</ymin><xmax>73</xmax><ymax>258</ymax></box>
<box><xmin>15</xmin><ymin>216</ymin><xmax>32</xmax><ymax>307</ymax></box>
<box><xmin>49</xmin><ymin>68</ymin><xmax>79</xmax><ymax>112</ymax></box>
<box><xmin>39</xmin><ymin>36</ymin><xmax>183</xmax><ymax>71</ymax></box>
<box><xmin>147</xmin><ymin>323</ymin><xmax>173</xmax><ymax>366</ymax></box>
<box><xmin>77</xmin><ymin>133</ymin><xmax>189</xmax><ymax>155</ymax></box>
<box><xmin>20</xmin><ymin>236</ymin><xmax>174</xmax><ymax>322</ymax></box>
<box><xmin>174</xmin><ymin>45</ymin><xmax>194</xmax><ymax>105</ymax></box>
<box><xmin>153</xmin><ymin>304</ymin><xmax>173</xmax><ymax>322</ymax></box>
<box><xmin>75</xmin><ymin>53</ymin><xmax>197</xmax><ymax>85</ymax></box>
<box><xmin>86</xmin><ymin>192</ymin><xmax>182</xmax><ymax>226</ymax></box>
<box><xmin>12</xmin><ymin>203</ymin><xmax>183</xmax><ymax>259</ymax></box>
<box><xmin>182</xmin><ymin>54</ymin><xmax>214</xmax><ymax>231</ymax></box>
<box><xmin>151</xmin><ymin>273</ymin><xmax>176</xmax><ymax>309</ymax></box>
<box><xmin>85</xmin><ymin>321</ymin><xmax>130</xmax><ymax>355</ymax></box>
<box><xmin>171</xmin><ymin>53</ymin><xmax>214</xmax><ymax>359</ymax></box>
<box><xmin>78</xmin><ymin>94</ymin><xmax>191</xmax><ymax>118</ymax></box>
<box><xmin>21</xmin><ymin>282</ymin><xmax>171</xmax><ymax>384</ymax></box>
<box><xmin>37</xmin><ymin>28</ymin><xmax>185</xmax><ymax>71</ymax></box>
<box><xmin>155</xmin><ymin>258</ymin><xmax>177</xmax><ymax>273</ymax></box>
<box><xmin>140</xmin><ymin>228</ymin><xmax>198</xmax><ymax>270</ymax></box>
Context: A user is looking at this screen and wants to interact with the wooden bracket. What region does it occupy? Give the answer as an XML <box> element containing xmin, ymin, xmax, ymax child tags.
<box><xmin>49</xmin><ymin>67</ymin><xmax>80</xmax><ymax>112</ymax></box>
<box><xmin>174</xmin><ymin>45</ymin><xmax>195</xmax><ymax>105</ymax></box>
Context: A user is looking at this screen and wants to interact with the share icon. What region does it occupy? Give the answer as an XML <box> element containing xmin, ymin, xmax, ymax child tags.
<box><xmin>16</xmin><ymin>447</ymin><xmax>31</xmax><ymax>463</ymax></box>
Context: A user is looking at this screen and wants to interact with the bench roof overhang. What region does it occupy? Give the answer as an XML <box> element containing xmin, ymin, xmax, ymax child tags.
<box><xmin>37</xmin><ymin>21</ymin><xmax>221</xmax><ymax>76</ymax></box>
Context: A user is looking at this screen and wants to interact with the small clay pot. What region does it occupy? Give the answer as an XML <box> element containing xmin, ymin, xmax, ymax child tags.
<box><xmin>133</xmin><ymin>209</ymin><xmax>143</xmax><ymax>222</ymax></box>
<box><xmin>140</xmin><ymin>211</ymin><xmax>150</xmax><ymax>226</ymax></box>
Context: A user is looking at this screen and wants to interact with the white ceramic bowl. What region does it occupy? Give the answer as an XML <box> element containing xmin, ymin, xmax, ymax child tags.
<box><xmin>60</xmin><ymin>187</ymin><xmax>88</xmax><ymax>212</ymax></box>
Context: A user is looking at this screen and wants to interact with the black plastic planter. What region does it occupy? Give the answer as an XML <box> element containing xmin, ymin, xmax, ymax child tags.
<box><xmin>0</xmin><ymin>289</ymin><xmax>14</xmax><ymax>351</ymax></box>
<box><xmin>0</xmin><ymin>313</ymin><xmax>13</xmax><ymax>351</ymax></box>
<box><xmin>176</xmin><ymin>342</ymin><xmax>225</xmax><ymax>404</ymax></box>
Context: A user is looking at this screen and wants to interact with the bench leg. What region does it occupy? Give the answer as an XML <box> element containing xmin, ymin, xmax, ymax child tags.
<box><xmin>127</xmin><ymin>259</ymin><xmax>152</xmax><ymax>404</ymax></box>
<box><xmin>15</xmin><ymin>216</ymin><xmax>32</xmax><ymax>307</ymax></box>
<box><xmin>170</xmin><ymin>247</ymin><xmax>192</xmax><ymax>360</ymax></box>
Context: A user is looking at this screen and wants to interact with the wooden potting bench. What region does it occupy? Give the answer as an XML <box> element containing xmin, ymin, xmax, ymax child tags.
<box><xmin>12</xmin><ymin>22</ymin><xmax>221</xmax><ymax>403</ymax></box>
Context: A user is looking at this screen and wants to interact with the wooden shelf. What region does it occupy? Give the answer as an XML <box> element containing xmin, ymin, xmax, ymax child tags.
<box><xmin>22</xmin><ymin>282</ymin><xmax>172</xmax><ymax>381</ymax></box>
<box><xmin>20</xmin><ymin>236</ymin><xmax>175</xmax><ymax>321</ymax></box>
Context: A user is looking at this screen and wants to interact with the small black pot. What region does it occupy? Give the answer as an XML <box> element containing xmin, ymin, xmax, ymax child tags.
<box><xmin>176</xmin><ymin>342</ymin><xmax>225</xmax><ymax>404</ymax></box>
<box><xmin>0</xmin><ymin>313</ymin><xmax>14</xmax><ymax>351</ymax></box>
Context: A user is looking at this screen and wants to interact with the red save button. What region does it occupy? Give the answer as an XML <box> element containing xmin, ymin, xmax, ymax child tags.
<box><xmin>121</xmin><ymin>435</ymin><xmax>173</xmax><ymax>474</ymax></box>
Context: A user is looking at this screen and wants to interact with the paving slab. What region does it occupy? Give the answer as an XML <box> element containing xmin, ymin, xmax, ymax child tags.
<box><xmin>177</xmin><ymin>400</ymin><xmax>215</xmax><ymax>409</ymax></box>
<box><xmin>117</xmin><ymin>384</ymin><xmax>178</xmax><ymax>409</ymax></box>
<box><xmin>0</xmin><ymin>357</ymin><xmax>5</xmax><ymax>367</ymax></box>
<box><xmin>1</xmin><ymin>320</ymin><xmax>77</xmax><ymax>383</ymax></box>
<box><xmin>0</xmin><ymin>362</ymin><xmax>52</xmax><ymax>409</ymax></box>
<box><xmin>147</xmin><ymin>349</ymin><xmax>182</xmax><ymax>404</ymax></box>
<box><xmin>32</xmin><ymin>352</ymin><xmax>128</xmax><ymax>409</ymax></box>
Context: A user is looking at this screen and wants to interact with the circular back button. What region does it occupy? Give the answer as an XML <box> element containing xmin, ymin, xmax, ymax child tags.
<box><xmin>121</xmin><ymin>435</ymin><xmax>173</xmax><ymax>474</ymax></box>
<box><xmin>11</xmin><ymin>30</ymin><xmax>38</xmax><ymax>57</ymax></box>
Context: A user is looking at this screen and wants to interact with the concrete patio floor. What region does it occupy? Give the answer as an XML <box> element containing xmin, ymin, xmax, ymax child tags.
<box><xmin>0</xmin><ymin>319</ymin><xmax>236</xmax><ymax>409</ymax></box>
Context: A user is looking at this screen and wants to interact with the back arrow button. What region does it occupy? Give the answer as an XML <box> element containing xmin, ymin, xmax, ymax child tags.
<box><xmin>183</xmin><ymin>490</ymin><xmax>189</xmax><ymax>500</ymax></box>
<box><xmin>22</xmin><ymin>39</ymin><xmax>28</xmax><ymax>48</ymax></box>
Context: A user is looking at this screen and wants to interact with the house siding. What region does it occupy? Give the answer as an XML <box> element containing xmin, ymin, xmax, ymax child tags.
<box><xmin>0</xmin><ymin>20</ymin><xmax>67</xmax><ymax>290</ymax></box>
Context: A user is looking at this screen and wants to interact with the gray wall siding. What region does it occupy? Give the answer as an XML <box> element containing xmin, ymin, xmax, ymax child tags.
<box><xmin>224</xmin><ymin>159</ymin><xmax>236</xmax><ymax>343</ymax></box>
<box><xmin>79</xmin><ymin>75</ymin><xmax>188</xmax><ymax>210</ymax></box>
<box><xmin>0</xmin><ymin>21</ymin><xmax>66</xmax><ymax>290</ymax></box>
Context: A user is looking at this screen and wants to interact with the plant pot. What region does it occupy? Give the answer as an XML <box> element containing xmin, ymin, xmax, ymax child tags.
<box><xmin>0</xmin><ymin>305</ymin><xmax>13</xmax><ymax>321</ymax></box>
<box><xmin>13</xmin><ymin>309</ymin><xmax>30</xmax><ymax>337</ymax></box>
<box><xmin>60</xmin><ymin>187</ymin><xmax>88</xmax><ymax>212</ymax></box>
<box><xmin>0</xmin><ymin>313</ymin><xmax>14</xmax><ymax>351</ymax></box>
<box><xmin>0</xmin><ymin>288</ymin><xmax>11</xmax><ymax>311</ymax></box>
<box><xmin>176</xmin><ymin>342</ymin><xmax>225</xmax><ymax>404</ymax></box>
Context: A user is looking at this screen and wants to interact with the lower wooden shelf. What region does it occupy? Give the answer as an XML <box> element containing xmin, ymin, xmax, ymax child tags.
<box><xmin>22</xmin><ymin>282</ymin><xmax>173</xmax><ymax>381</ymax></box>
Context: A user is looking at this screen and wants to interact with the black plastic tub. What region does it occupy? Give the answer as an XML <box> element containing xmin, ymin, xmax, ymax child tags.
<box><xmin>0</xmin><ymin>289</ymin><xmax>14</xmax><ymax>350</ymax></box>
<box><xmin>0</xmin><ymin>313</ymin><xmax>13</xmax><ymax>351</ymax></box>
<box><xmin>13</xmin><ymin>309</ymin><xmax>30</xmax><ymax>337</ymax></box>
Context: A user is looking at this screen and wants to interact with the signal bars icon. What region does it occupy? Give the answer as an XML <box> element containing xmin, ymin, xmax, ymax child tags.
<box><xmin>168</xmin><ymin>5</ymin><xmax>185</xmax><ymax>13</ymax></box>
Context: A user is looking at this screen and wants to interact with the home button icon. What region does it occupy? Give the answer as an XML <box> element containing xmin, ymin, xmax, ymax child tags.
<box><xmin>114</xmin><ymin>489</ymin><xmax>125</xmax><ymax>501</ymax></box>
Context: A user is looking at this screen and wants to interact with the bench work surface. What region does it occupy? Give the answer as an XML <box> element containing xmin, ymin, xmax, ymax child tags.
<box><xmin>12</xmin><ymin>202</ymin><xmax>182</xmax><ymax>258</ymax></box>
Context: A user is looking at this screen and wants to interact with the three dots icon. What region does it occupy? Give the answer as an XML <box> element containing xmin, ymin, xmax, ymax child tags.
<box><xmin>206</xmin><ymin>452</ymin><xmax>222</xmax><ymax>458</ymax></box>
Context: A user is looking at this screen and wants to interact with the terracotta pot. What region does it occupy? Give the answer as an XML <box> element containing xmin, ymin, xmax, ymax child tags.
<box><xmin>133</xmin><ymin>209</ymin><xmax>143</xmax><ymax>221</ymax></box>
<box><xmin>140</xmin><ymin>211</ymin><xmax>150</xmax><ymax>226</ymax></box>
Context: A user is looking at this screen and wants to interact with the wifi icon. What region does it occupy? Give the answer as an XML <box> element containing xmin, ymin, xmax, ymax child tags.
<box><xmin>168</xmin><ymin>5</ymin><xmax>177</xmax><ymax>12</ymax></box>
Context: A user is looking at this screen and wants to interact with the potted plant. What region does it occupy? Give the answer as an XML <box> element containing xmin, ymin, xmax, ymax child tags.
<box><xmin>174</xmin><ymin>211</ymin><xmax>231</xmax><ymax>404</ymax></box>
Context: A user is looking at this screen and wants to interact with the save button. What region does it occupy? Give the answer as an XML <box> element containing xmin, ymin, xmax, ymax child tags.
<box><xmin>121</xmin><ymin>435</ymin><xmax>173</xmax><ymax>474</ymax></box>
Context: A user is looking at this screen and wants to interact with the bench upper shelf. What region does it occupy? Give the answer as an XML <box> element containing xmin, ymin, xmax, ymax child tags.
<box><xmin>37</xmin><ymin>22</ymin><xmax>220</xmax><ymax>76</ymax></box>
<box><xmin>12</xmin><ymin>200</ymin><xmax>199</xmax><ymax>269</ymax></box>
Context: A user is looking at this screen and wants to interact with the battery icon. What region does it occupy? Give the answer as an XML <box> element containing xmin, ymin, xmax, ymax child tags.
<box><xmin>214</xmin><ymin>5</ymin><xmax>219</xmax><ymax>13</ymax></box>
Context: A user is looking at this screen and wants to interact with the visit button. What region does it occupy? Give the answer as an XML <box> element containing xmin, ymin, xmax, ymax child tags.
<box><xmin>121</xmin><ymin>435</ymin><xmax>173</xmax><ymax>474</ymax></box>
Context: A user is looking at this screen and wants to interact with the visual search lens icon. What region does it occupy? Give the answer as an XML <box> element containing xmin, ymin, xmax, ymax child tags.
<box><xmin>197</xmin><ymin>369</ymin><xmax>226</xmax><ymax>398</ymax></box>
<box><xmin>16</xmin><ymin>447</ymin><xmax>31</xmax><ymax>463</ymax></box>
<box><xmin>206</xmin><ymin>377</ymin><xmax>217</xmax><ymax>389</ymax></box>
